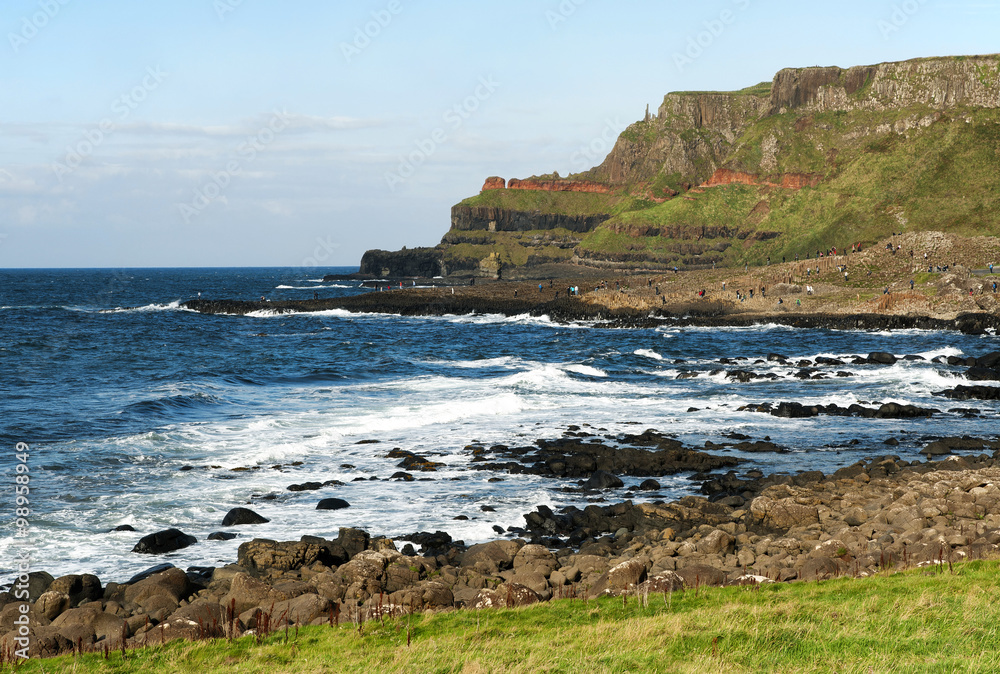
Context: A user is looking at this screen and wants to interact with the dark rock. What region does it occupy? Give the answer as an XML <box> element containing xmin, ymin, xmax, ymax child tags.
<box><xmin>208</xmin><ymin>532</ymin><xmax>238</xmax><ymax>541</ymax></box>
<box><xmin>222</xmin><ymin>507</ymin><xmax>269</xmax><ymax>526</ymax></box>
<box><xmin>47</xmin><ymin>574</ymin><xmax>102</xmax><ymax>608</ymax></box>
<box><xmin>316</xmin><ymin>498</ymin><xmax>350</xmax><ymax>510</ymax></box>
<box><xmin>867</xmin><ymin>352</ymin><xmax>897</xmax><ymax>365</ymax></box>
<box><xmin>112</xmin><ymin>525</ymin><xmax>137</xmax><ymax>532</ymax></box>
<box><xmin>126</xmin><ymin>563</ymin><xmax>175</xmax><ymax>584</ymax></box>
<box><xmin>132</xmin><ymin>528</ymin><xmax>197</xmax><ymax>555</ymax></box>
<box><xmin>287</xmin><ymin>482</ymin><xmax>323</xmax><ymax>492</ymax></box>
<box><xmin>875</xmin><ymin>403</ymin><xmax>935</xmax><ymax>418</ymax></box>
<box><xmin>582</xmin><ymin>470</ymin><xmax>624</xmax><ymax>490</ymax></box>
<box><xmin>639</xmin><ymin>479</ymin><xmax>661</xmax><ymax>491</ymax></box>
<box><xmin>934</xmin><ymin>385</ymin><xmax>1000</xmax><ymax>401</ymax></box>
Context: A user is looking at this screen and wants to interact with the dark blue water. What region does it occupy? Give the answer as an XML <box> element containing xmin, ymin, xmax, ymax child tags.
<box><xmin>1</xmin><ymin>268</ymin><xmax>997</xmax><ymax>582</ymax></box>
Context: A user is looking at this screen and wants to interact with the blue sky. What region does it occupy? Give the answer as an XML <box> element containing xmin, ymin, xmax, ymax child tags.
<box><xmin>1</xmin><ymin>0</ymin><xmax>998</xmax><ymax>268</ymax></box>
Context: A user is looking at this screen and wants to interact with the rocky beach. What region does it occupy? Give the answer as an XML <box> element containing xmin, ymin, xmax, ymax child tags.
<box><xmin>6</xmin><ymin>431</ymin><xmax>1000</xmax><ymax>659</ymax></box>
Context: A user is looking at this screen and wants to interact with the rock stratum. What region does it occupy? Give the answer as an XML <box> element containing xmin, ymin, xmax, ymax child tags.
<box><xmin>363</xmin><ymin>54</ymin><xmax>1000</xmax><ymax>277</ymax></box>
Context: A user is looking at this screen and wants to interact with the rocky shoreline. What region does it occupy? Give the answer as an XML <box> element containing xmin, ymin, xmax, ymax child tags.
<box><xmin>182</xmin><ymin>291</ymin><xmax>1000</xmax><ymax>335</ymax></box>
<box><xmin>5</xmin><ymin>434</ymin><xmax>1000</xmax><ymax>659</ymax></box>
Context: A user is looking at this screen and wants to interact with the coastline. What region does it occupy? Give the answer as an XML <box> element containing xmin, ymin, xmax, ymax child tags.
<box><xmin>6</xmin><ymin>441</ymin><xmax>1000</xmax><ymax>659</ymax></box>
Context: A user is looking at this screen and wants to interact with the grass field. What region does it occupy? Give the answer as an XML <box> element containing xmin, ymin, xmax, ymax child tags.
<box><xmin>14</xmin><ymin>559</ymin><xmax>1000</xmax><ymax>673</ymax></box>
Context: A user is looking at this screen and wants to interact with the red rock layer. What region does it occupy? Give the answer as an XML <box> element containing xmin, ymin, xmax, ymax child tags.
<box><xmin>480</xmin><ymin>177</ymin><xmax>613</xmax><ymax>194</ymax></box>
<box><xmin>701</xmin><ymin>168</ymin><xmax>822</xmax><ymax>190</ymax></box>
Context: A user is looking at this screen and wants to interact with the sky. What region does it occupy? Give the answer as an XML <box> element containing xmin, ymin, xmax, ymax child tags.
<box><xmin>0</xmin><ymin>0</ymin><xmax>998</xmax><ymax>269</ymax></box>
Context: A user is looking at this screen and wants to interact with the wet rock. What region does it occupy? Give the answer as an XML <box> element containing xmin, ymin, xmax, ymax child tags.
<box><xmin>132</xmin><ymin>529</ymin><xmax>197</xmax><ymax>555</ymax></box>
<box><xmin>875</xmin><ymin>403</ymin><xmax>935</xmax><ymax>418</ymax></box>
<box><xmin>316</xmin><ymin>498</ymin><xmax>351</xmax><ymax>510</ymax></box>
<box><xmin>867</xmin><ymin>352</ymin><xmax>897</xmax><ymax>365</ymax></box>
<box><xmin>222</xmin><ymin>507</ymin><xmax>269</xmax><ymax>526</ymax></box>
<box><xmin>639</xmin><ymin>479</ymin><xmax>661</xmax><ymax>491</ymax></box>
<box><xmin>208</xmin><ymin>532</ymin><xmax>238</xmax><ymax>541</ymax></box>
<box><xmin>934</xmin><ymin>385</ymin><xmax>1000</xmax><ymax>401</ymax></box>
<box><xmin>387</xmin><ymin>448</ymin><xmax>445</xmax><ymax>472</ymax></box>
<box><xmin>582</xmin><ymin>470</ymin><xmax>624</xmax><ymax>490</ymax></box>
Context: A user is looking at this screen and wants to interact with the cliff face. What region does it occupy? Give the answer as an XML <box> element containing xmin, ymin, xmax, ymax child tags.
<box><xmin>588</xmin><ymin>91</ymin><xmax>771</xmax><ymax>186</ymax></box>
<box><xmin>770</xmin><ymin>56</ymin><xmax>1000</xmax><ymax>114</ymax></box>
<box><xmin>588</xmin><ymin>55</ymin><xmax>1000</xmax><ymax>188</ymax></box>
<box><xmin>360</xmin><ymin>248</ymin><xmax>445</xmax><ymax>277</ymax></box>
<box><xmin>451</xmin><ymin>205</ymin><xmax>610</xmax><ymax>234</ymax></box>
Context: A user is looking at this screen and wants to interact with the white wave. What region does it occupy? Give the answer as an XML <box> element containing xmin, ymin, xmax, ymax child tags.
<box><xmin>563</xmin><ymin>364</ymin><xmax>608</xmax><ymax>378</ymax></box>
<box><xmin>635</xmin><ymin>349</ymin><xmax>664</xmax><ymax>361</ymax></box>
<box><xmin>424</xmin><ymin>356</ymin><xmax>522</xmax><ymax>370</ymax></box>
<box><xmin>108</xmin><ymin>300</ymin><xmax>194</xmax><ymax>314</ymax></box>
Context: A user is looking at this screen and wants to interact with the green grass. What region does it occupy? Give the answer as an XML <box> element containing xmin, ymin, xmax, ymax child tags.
<box><xmin>458</xmin><ymin>189</ymin><xmax>622</xmax><ymax>217</ymax></box>
<box><xmin>22</xmin><ymin>560</ymin><xmax>1000</xmax><ymax>673</ymax></box>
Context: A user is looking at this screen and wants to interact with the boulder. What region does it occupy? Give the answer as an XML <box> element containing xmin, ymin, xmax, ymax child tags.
<box><xmin>123</xmin><ymin>567</ymin><xmax>192</xmax><ymax>613</ymax></box>
<box><xmin>221</xmin><ymin>507</ymin><xmax>269</xmax><ymax>526</ymax></box>
<box><xmin>582</xmin><ymin>470</ymin><xmax>624</xmax><ymax>490</ymax></box>
<box><xmin>798</xmin><ymin>557</ymin><xmax>847</xmax><ymax>581</ymax></box>
<box><xmin>245</xmin><ymin>593</ymin><xmax>331</xmax><ymax>629</ymax></box>
<box><xmin>588</xmin><ymin>559</ymin><xmax>647</xmax><ymax>598</ymax></box>
<box><xmin>471</xmin><ymin>583</ymin><xmax>540</xmax><ymax>609</ymax></box>
<box><xmin>637</xmin><ymin>571</ymin><xmax>685</xmax><ymax>594</ymax></box>
<box><xmin>222</xmin><ymin>573</ymin><xmax>286</xmax><ymax>615</ymax></box>
<box><xmin>208</xmin><ymin>532</ymin><xmax>238</xmax><ymax>541</ymax></box>
<box><xmin>132</xmin><ymin>528</ymin><xmax>197</xmax><ymax>554</ymax></box>
<box><xmin>749</xmin><ymin>496</ymin><xmax>820</xmax><ymax>530</ymax></box>
<box><xmin>237</xmin><ymin>538</ymin><xmax>338</xmax><ymax>571</ymax></box>
<box><xmin>512</xmin><ymin>544</ymin><xmax>559</xmax><ymax>576</ymax></box>
<box><xmin>46</xmin><ymin>574</ymin><xmax>102</xmax><ymax>607</ymax></box>
<box><xmin>316</xmin><ymin>498</ymin><xmax>351</xmax><ymax>511</ymax></box>
<box><xmin>867</xmin><ymin>352</ymin><xmax>897</xmax><ymax>365</ymax></box>
<box><xmin>461</xmin><ymin>540</ymin><xmax>523</xmax><ymax>574</ymax></box>
<box><xmin>674</xmin><ymin>564</ymin><xmax>727</xmax><ymax>587</ymax></box>
<box><xmin>697</xmin><ymin>529</ymin><xmax>735</xmax><ymax>556</ymax></box>
<box><xmin>34</xmin><ymin>591</ymin><xmax>70</xmax><ymax>621</ymax></box>
<box><xmin>51</xmin><ymin>604</ymin><xmax>126</xmax><ymax>642</ymax></box>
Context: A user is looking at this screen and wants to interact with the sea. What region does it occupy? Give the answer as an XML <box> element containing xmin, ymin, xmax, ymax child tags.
<box><xmin>1</xmin><ymin>267</ymin><xmax>998</xmax><ymax>584</ymax></box>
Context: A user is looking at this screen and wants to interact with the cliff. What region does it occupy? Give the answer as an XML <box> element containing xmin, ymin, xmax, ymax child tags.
<box><xmin>364</xmin><ymin>54</ymin><xmax>1000</xmax><ymax>275</ymax></box>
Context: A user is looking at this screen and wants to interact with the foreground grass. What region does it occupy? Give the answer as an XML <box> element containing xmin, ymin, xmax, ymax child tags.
<box><xmin>13</xmin><ymin>560</ymin><xmax>1000</xmax><ymax>673</ymax></box>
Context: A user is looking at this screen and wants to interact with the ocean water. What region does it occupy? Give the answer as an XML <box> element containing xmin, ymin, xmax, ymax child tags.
<box><xmin>1</xmin><ymin>267</ymin><xmax>997</xmax><ymax>583</ymax></box>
